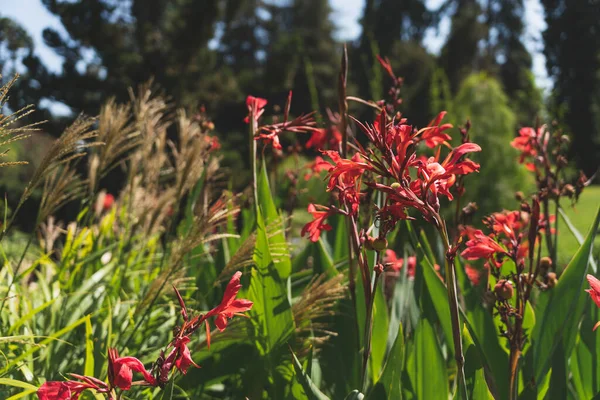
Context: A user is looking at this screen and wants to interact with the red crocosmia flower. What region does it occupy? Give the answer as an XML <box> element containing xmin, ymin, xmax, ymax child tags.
<box><xmin>205</xmin><ymin>135</ymin><xmax>221</xmax><ymax>151</ymax></box>
<box><xmin>586</xmin><ymin>275</ymin><xmax>600</xmax><ymax>331</ymax></box>
<box><xmin>384</xmin><ymin>250</ymin><xmax>416</xmax><ymax>278</ymax></box>
<box><xmin>108</xmin><ymin>348</ymin><xmax>156</xmax><ymax>390</ymax></box>
<box><xmin>323</xmin><ymin>151</ymin><xmax>370</xmax><ymax>193</ymax></box>
<box><xmin>461</xmin><ymin>232</ymin><xmax>508</xmax><ymax>262</ymax></box>
<box><xmin>304</xmin><ymin>156</ymin><xmax>332</xmax><ymax>181</ymax></box>
<box><xmin>37</xmin><ymin>375</ymin><xmax>109</xmax><ymax>400</ymax></box>
<box><xmin>103</xmin><ymin>193</ymin><xmax>114</xmax><ymax>211</ymax></box>
<box><xmin>173</xmin><ymin>336</ymin><xmax>200</xmax><ymax>374</ymax></box>
<box><xmin>37</xmin><ymin>381</ymin><xmax>78</xmax><ymax>400</ymax></box>
<box><xmin>255</xmin><ymin>130</ymin><xmax>282</xmax><ymax>150</ymax></box>
<box><xmin>377</xmin><ymin>55</ymin><xmax>396</xmax><ymax>79</ymax></box>
<box><xmin>306</xmin><ymin>127</ymin><xmax>342</xmax><ymax>150</ymax></box>
<box><xmin>205</xmin><ymin>271</ymin><xmax>254</xmax><ymax>334</ymax></box>
<box><xmin>301</xmin><ymin>204</ymin><xmax>334</xmax><ymax>242</ymax></box>
<box><xmin>244</xmin><ymin>96</ymin><xmax>267</xmax><ymax>124</ymax></box>
<box><xmin>465</xmin><ymin>264</ymin><xmax>481</xmax><ymax>286</ymax></box>
<box><xmin>586</xmin><ymin>275</ymin><xmax>600</xmax><ymax>308</ymax></box>
<box><xmin>511</xmin><ymin>127</ymin><xmax>538</xmax><ymax>170</ymax></box>
<box><xmin>419</xmin><ymin>111</ymin><xmax>453</xmax><ymax>148</ymax></box>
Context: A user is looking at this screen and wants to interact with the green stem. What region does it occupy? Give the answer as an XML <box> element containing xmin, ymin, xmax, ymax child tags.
<box><xmin>249</xmin><ymin>113</ymin><xmax>259</xmax><ymax>213</ymax></box>
<box><xmin>0</xmin><ymin>230</ymin><xmax>35</xmax><ymax>313</ymax></box>
<box><xmin>438</xmin><ymin>221</ymin><xmax>468</xmax><ymax>400</ymax></box>
<box><xmin>361</xmin><ymin>269</ymin><xmax>381</xmax><ymax>393</ymax></box>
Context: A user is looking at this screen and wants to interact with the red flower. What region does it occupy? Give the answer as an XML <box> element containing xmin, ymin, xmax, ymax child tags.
<box><xmin>461</xmin><ymin>231</ymin><xmax>508</xmax><ymax>262</ymax></box>
<box><xmin>586</xmin><ymin>275</ymin><xmax>600</xmax><ymax>308</ymax></box>
<box><xmin>376</xmin><ymin>55</ymin><xmax>396</xmax><ymax>80</ymax></box>
<box><xmin>37</xmin><ymin>382</ymin><xmax>79</xmax><ymax>400</ymax></box>
<box><xmin>304</xmin><ymin>156</ymin><xmax>332</xmax><ymax>180</ymax></box>
<box><xmin>465</xmin><ymin>264</ymin><xmax>481</xmax><ymax>286</ymax></box>
<box><xmin>103</xmin><ymin>193</ymin><xmax>114</xmax><ymax>211</ymax></box>
<box><xmin>37</xmin><ymin>375</ymin><xmax>109</xmax><ymax>400</ymax></box>
<box><xmin>384</xmin><ymin>250</ymin><xmax>416</xmax><ymax>278</ymax></box>
<box><xmin>205</xmin><ymin>271</ymin><xmax>254</xmax><ymax>333</ymax></box>
<box><xmin>323</xmin><ymin>151</ymin><xmax>369</xmax><ymax>193</ymax></box>
<box><xmin>586</xmin><ymin>275</ymin><xmax>600</xmax><ymax>331</ymax></box>
<box><xmin>306</xmin><ymin>127</ymin><xmax>342</xmax><ymax>150</ymax></box>
<box><xmin>301</xmin><ymin>204</ymin><xmax>334</xmax><ymax>242</ymax></box>
<box><xmin>419</xmin><ymin>111</ymin><xmax>453</xmax><ymax>148</ymax></box>
<box><xmin>108</xmin><ymin>348</ymin><xmax>156</xmax><ymax>390</ymax></box>
<box><xmin>172</xmin><ymin>336</ymin><xmax>199</xmax><ymax>374</ymax></box>
<box><xmin>511</xmin><ymin>126</ymin><xmax>540</xmax><ymax>171</ymax></box>
<box><xmin>244</xmin><ymin>96</ymin><xmax>267</xmax><ymax>124</ymax></box>
<box><xmin>205</xmin><ymin>135</ymin><xmax>221</xmax><ymax>151</ymax></box>
<box><xmin>255</xmin><ymin>130</ymin><xmax>283</xmax><ymax>150</ymax></box>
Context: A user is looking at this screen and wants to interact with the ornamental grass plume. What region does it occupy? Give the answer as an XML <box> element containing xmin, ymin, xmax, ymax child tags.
<box><xmin>0</xmin><ymin>74</ymin><xmax>43</xmax><ymax>168</ymax></box>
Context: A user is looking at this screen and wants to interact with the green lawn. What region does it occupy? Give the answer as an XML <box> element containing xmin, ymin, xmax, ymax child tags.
<box><xmin>557</xmin><ymin>185</ymin><xmax>600</xmax><ymax>267</ymax></box>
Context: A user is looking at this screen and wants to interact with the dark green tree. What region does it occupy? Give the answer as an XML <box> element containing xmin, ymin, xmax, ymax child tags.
<box><xmin>542</xmin><ymin>0</ymin><xmax>600</xmax><ymax>175</ymax></box>
<box><xmin>263</xmin><ymin>0</ymin><xmax>340</xmax><ymax>115</ymax></box>
<box><xmin>491</xmin><ymin>0</ymin><xmax>541</xmax><ymax>125</ymax></box>
<box><xmin>16</xmin><ymin>0</ymin><xmax>236</xmax><ymax>122</ymax></box>
<box><xmin>355</xmin><ymin>0</ymin><xmax>434</xmax><ymax>126</ymax></box>
<box><xmin>438</xmin><ymin>0</ymin><xmax>487</xmax><ymax>94</ymax></box>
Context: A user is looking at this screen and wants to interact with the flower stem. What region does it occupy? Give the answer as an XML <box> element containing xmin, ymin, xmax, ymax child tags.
<box><xmin>249</xmin><ymin>114</ymin><xmax>259</xmax><ymax>211</ymax></box>
<box><xmin>439</xmin><ymin>221</ymin><xmax>468</xmax><ymax>399</ymax></box>
<box><xmin>361</xmin><ymin>268</ymin><xmax>381</xmax><ymax>393</ymax></box>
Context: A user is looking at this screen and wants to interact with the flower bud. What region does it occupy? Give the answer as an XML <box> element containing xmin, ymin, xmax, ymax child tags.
<box><xmin>372</xmin><ymin>238</ymin><xmax>388</xmax><ymax>251</ymax></box>
<box><xmin>374</xmin><ymin>263</ymin><xmax>384</xmax><ymax>274</ymax></box>
<box><xmin>391</xmin><ymin>182</ymin><xmax>401</xmax><ymax>190</ymax></box>
<box><xmin>561</xmin><ymin>184</ymin><xmax>575</xmax><ymax>197</ymax></box>
<box><xmin>365</xmin><ymin>237</ymin><xmax>375</xmax><ymax>251</ymax></box>
<box><xmin>494</xmin><ymin>280</ymin><xmax>514</xmax><ymax>300</ymax></box>
<box><xmin>515</xmin><ymin>191</ymin><xmax>525</xmax><ymax>201</ymax></box>
<box><xmin>546</xmin><ymin>272</ymin><xmax>557</xmax><ymax>288</ymax></box>
<box><xmin>540</xmin><ymin>256</ymin><xmax>552</xmax><ymax>272</ymax></box>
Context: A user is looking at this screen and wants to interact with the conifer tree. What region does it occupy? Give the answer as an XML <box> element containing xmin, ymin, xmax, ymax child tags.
<box><xmin>542</xmin><ymin>0</ymin><xmax>600</xmax><ymax>175</ymax></box>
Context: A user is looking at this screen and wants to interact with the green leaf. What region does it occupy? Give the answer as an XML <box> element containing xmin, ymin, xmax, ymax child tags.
<box><xmin>407</xmin><ymin>318</ymin><xmax>448</xmax><ymax>399</ymax></box>
<box><xmin>571</xmin><ymin>300</ymin><xmax>600</xmax><ymax>398</ymax></box>
<box><xmin>291</xmin><ymin>348</ymin><xmax>331</xmax><ymax>400</ymax></box>
<box><xmin>344</xmin><ymin>390</ymin><xmax>365</xmax><ymax>400</ymax></box>
<box><xmin>257</xmin><ymin>159</ymin><xmax>291</xmax><ymax>279</ymax></box>
<box><xmin>462</xmin><ymin>307</ymin><xmax>509</xmax><ymax>400</ymax></box>
<box><xmin>0</xmin><ymin>379</ymin><xmax>38</xmax><ymax>391</ymax></box>
<box><xmin>248</xmin><ymin>207</ymin><xmax>294</xmax><ymax>353</ymax></box>
<box><xmin>418</xmin><ymin>255</ymin><xmax>454</xmax><ymax>358</ymax></box>
<box><xmin>369</xmin><ymin>282</ymin><xmax>389</xmax><ymax>383</ymax></box>
<box><xmin>405</xmin><ymin>221</ymin><xmax>454</xmax><ymax>357</ymax></box>
<box><xmin>6</xmin><ymin>389</ymin><xmax>37</xmax><ymax>400</ymax></box>
<box><xmin>84</xmin><ymin>315</ymin><xmax>95</xmax><ymax>377</ymax></box>
<box><xmin>158</xmin><ymin>378</ymin><xmax>175</xmax><ymax>400</ymax></box>
<box><xmin>462</xmin><ymin>325</ymin><xmax>494</xmax><ymax>400</ymax></box>
<box><xmin>3</xmin><ymin>315</ymin><xmax>89</xmax><ymax>372</ymax></box>
<box><xmin>530</xmin><ymin>207</ymin><xmax>600</xmax><ymax>385</ymax></box>
<box><xmin>369</xmin><ymin>324</ymin><xmax>404</xmax><ymax>399</ymax></box>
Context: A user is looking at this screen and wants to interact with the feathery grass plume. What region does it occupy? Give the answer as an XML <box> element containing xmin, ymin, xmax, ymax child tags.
<box><xmin>292</xmin><ymin>274</ymin><xmax>346</xmax><ymax>352</ymax></box>
<box><xmin>38</xmin><ymin>216</ymin><xmax>64</xmax><ymax>254</ymax></box>
<box><xmin>18</xmin><ymin>115</ymin><xmax>99</xmax><ymax>211</ymax></box>
<box><xmin>88</xmin><ymin>98</ymin><xmax>139</xmax><ymax>191</ymax></box>
<box><xmin>171</xmin><ymin>109</ymin><xmax>211</xmax><ymax>198</ymax></box>
<box><xmin>0</xmin><ymin>74</ymin><xmax>44</xmax><ymax>167</ymax></box>
<box><xmin>127</xmin><ymin>82</ymin><xmax>171</xmax><ymax>191</ymax></box>
<box><xmin>216</xmin><ymin>215</ymin><xmax>289</xmax><ymax>284</ymax></box>
<box><xmin>217</xmin><ymin>232</ymin><xmax>257</xmax><ymax>283</ymax></box>
<box><xmin>39</xmin><ymin>163</ymin><xmax>86</xmax><ymax>223</ymax></box>
<box><xmin>136</xmin><ymin>194</ymin><xmax>240</xmax><ymax>313</ymax></box>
